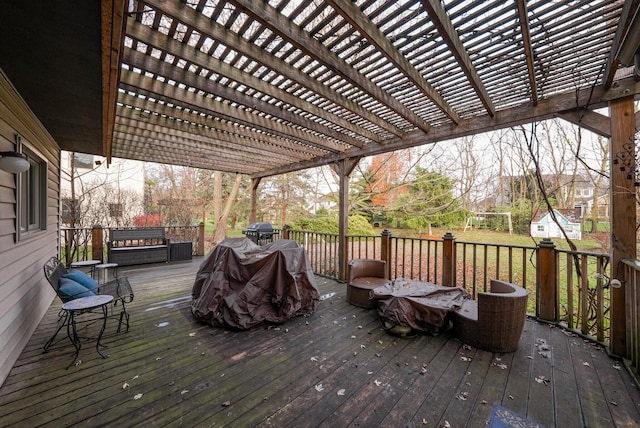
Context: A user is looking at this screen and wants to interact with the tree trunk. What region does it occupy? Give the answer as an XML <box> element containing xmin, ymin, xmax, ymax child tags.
<box><xmin>213</xmin><ymin>174</ymin><xmax>243</xmax><ymax>245</ymax></box>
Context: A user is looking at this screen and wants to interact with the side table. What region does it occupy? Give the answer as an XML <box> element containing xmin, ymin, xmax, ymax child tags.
<box><xmin>61</xmin><ymin>294</ymin><xmax>114</xmax><ymax>368</ymax></box>
<box><xmin>70</xmin><ymin>260</ymin><xmax>101</xmax><ymax>279</ymax></box>
<box><xmin>95</xmin><ymin>262</ymin><xmax>118</xmax><ymax>284</ymax></box>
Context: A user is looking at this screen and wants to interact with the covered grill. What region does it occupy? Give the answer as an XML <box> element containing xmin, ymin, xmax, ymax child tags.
<box><xmin>242</xmin><ymin>222</ymin><xmax>274</xmax><ymax>245</ymax></box>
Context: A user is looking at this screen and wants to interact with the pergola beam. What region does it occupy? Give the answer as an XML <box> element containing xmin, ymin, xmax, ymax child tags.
<box><xmin>328</xmin><ymin>0</ymin><xmax>461</xmax><ymax>124</ymax></box>
<box><xmin>229</xmin><ymin>0</ymin><xmax>434</xmax><ymax>133</ymax></box>
<box><xmin>144</xmin><ymin>0</ymin><xmax>403</xmax><ymax>139</ymax></box>
<box><xmin>420</xmin><ymin>0</ymin><xmax>495</xmax><ymax>116</ymax></box>
<box><xmin>515</xmin><ymin>0</ymin><xmax>539</xmax><ymax>106</ymax></box>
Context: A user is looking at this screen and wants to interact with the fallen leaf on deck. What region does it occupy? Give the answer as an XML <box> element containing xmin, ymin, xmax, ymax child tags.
<box><xmin>74</xmin><ymin>360</ymin><xmax>82</xmax><ymax>366</ymax></box>
<box><xmin>374</xmin><ymin>380</ymin><xmax>382</xmax><ymax>386</ymax></box>
<box><xmin>351</xmin><ymin>335</ymin><xmax>357</xmax><ymax>339</ymax></box>
<box><xmin>442</xmin><ymin>421</ymin><xmax>451</xmax><ymax>428</ymax></box>
<box><xmin>496</xmin><ymin>363</ymin><xmax>508</xmax><ymax>370</ymax></box>
<box><xmin>222</xmin><ymin>400</ymin><xmax>231</xmax><ymax>407</ymax></box>
<box><xmin>460</xmin><ymin>356</ymin><xmax>472</xmax><ymax>362</ymax></box>
<box><xmin>315</xmin><ymin>383</ymin><xmax>325</xmax><ymax>392</ymax></box>
<box><xmin>611</xmin><ymin>400</ymin><xmax>618</xmax><ymax>406</ymax></box>
<box><xmin>155</xmin><ymin>357</ymin><xmax>162</xmax><ymax>361</ymax></box>
<box><xmin>463</xmin><ymin>344</ymin><xmax>472</xmax><ymax>351</ymax></box>
<box><xmin>456</xmin><ymin>392</ymin><xmax>469</xmax><ymax>401</ymax></box>
<box><xmin>189</xmin><ymin>332</ymin><xmax>196</xmax><ymax>337</ymax></box>
<box><xmin>311</xmin><ymin>356</ymin><xmax>318</xmax><ymax>362</ymax></box>
<box><xmin>583</xmin><ymin>361</ymin><xmax>591</xmax><ymax>367</ymax></box>
<box><xmin>181</xmin><ymin>389</ymin><xmax>189</xmax><ymax>395</ymax></box>
<box><xmin>122</xmin><ymin>382</ymin><xmax>129</xmax><ymax>390</ymax></box>
<box><xmin>133</xmin><ymin>393</ymin><xmax>143</xmax><ymax>400</ymax></box>
<box><xmin>337</xmin><ymin>389</ymin><xmax>346</xmax><ymax>396</ymax></box>
<box><xmin>361</xmin><ymin>344</ymin><xmax>366</xmax><ymax>349</ymax></box>
<box><xmin>613</xmin><ymin>364</ymin><xmax>621</xmax><ymax>370</ymax></box>
<box><xmin>422</xmin><ymin>418</ymin><xmax>428</xmax><ymax>425</ymax></box>
<box><xmin>367</xmin><ymin>371</ymin><xmax>374</xmax><ymax>375</ymax></box>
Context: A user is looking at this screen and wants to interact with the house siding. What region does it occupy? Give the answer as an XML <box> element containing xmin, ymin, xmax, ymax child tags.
<box><xmin>0</xmin><ymin>68</ymin><xmax>60</xmax><ymax>386</ymax></box>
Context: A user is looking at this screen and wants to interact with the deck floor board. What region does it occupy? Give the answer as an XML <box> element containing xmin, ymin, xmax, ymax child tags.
<box><xmin>1</xmin><ymin>258</ymin><xmax>639</xmax><ymax>427</ymax></box>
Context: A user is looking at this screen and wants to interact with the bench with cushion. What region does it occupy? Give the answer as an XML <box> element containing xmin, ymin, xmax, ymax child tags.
<box><xmin>108</xmin><ymin>227</ymin><xmax>170</xmax><ymax>266</ymax></box>
<box><xmin>450</xmin><ymin>279</ymin><xmax>528</xmax><ymax>353</ymax></box>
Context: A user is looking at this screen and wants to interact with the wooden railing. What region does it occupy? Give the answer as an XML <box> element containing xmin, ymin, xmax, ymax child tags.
<box><xmin>621</xmin><ymin>259</ymin><xmax>640</xmax><ymax>380</ymax></box>
<box><xmin>283</xmin><ymin>228</ymin><xmax>611</xmax><ymax>345</ymax></box>
<box><xmin>61</xmin><ymin>225</ymin><xmax>612</xmax><ymax>345</ymax></box>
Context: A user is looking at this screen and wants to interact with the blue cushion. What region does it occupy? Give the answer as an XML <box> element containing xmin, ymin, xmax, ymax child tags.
<box><xmin>63</xmin><ymin>269</ymin><xmax>99</xmax><ymax>293</ymax></box>
<box><xmin>58</xmin><ymin>277</ymin><xmax>94</xmax><ymax>301</ymax></box>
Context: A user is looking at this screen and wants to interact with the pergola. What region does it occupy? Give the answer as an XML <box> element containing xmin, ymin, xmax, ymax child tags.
<box><xmin>1</xmin><ymin>0</ymin><xmax>639</xmax><ymax>355</ymax></box>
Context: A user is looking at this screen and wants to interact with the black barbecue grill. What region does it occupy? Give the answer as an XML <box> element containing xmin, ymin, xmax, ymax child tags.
<box><xmin>242</xmin><ymin>222</ymin><xmax>275</xmax><ymax>245</ymax></box>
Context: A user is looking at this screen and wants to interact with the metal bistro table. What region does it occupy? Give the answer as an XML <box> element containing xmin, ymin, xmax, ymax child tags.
<box><xmin>61</xmin><ymin>294</ymin><xmax>114</xmax><ymax>368</ymax></box>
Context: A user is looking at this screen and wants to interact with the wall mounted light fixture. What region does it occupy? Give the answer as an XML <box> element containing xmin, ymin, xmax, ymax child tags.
<box><xmin>0</xmin><ymin>151</ymin><xmax>30</xmax><ymax>173</ymax></box>
<box><xmin>0</xmin><ymin>134</ymin><xmax>30</xmax><ymax>173</ymax></box>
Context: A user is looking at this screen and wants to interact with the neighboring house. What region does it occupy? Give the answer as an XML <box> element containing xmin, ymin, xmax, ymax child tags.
<box><xmin>530</xmin><ymin>209</ymin><xmax>582</xmax><ymax>240</ymax></box>
<box><xmin>59</xmin><ymin>151</ymin><xmax>145</xmax><ymax>228</ymax></box>
<box><xmin>489</xmin><ymin>174</ymin><xmax>609</xmax><ymax>220</ymax></box>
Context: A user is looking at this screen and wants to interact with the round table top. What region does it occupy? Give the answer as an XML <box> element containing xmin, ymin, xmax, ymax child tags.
<box><xmin>95</xmin><ymin>263</ymin><xmax>118</xmax><ymax>269</ymax></box>
<box><xmin>62</xmin><ymin>294</ymin><xmax>114</xmax><ymax>311</ymax></box>
<box><xmin>70</xmin><ymin>260</ymin><xmax>101</xmax><ymax>267</ymax></box>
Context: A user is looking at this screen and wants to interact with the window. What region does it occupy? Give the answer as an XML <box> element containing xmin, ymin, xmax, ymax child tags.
<box><xmin>73</xmin><ymin>153</ymin><xmax>93</xmax><ymax>169</ymax></box>
<box><xmin>17</xmin><ymin>145</ymin><xmax>47</xmax><ymax>239</ymax></box>
<box><xmin>109</xmin><ymin>203</ymin><xmax>123</xmax><ymax>218</ymax></box>
<box><xmin>61</xmin><ymin>198</ymin><xmax>80</xmax><ymax>225</ymax></box>
<box><xmin>537</xmin><ymin>225</ymin><xmax>545</xmax><ymax>232</ymax></box>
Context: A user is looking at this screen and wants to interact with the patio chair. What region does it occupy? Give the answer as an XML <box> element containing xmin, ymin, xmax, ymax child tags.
<box><xmin>43</xmin><ymin>257</ymin><xmax>134</xmax><ymax>352</ymax></box>
<box><xmin>346</xmin><ymin>259</ymin><xmax>390</xmax><ymax>309</ymax></box>
<box><xmin>450</xmin><ymin>279</ymin><xmax>528</xmax><ymax>353</ymax></box>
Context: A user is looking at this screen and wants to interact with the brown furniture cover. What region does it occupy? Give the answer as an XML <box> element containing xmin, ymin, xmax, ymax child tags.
<box><xmin>191</xmin><ymin>238</ymin><xmax>320</xmax><ymax>330</ymax></box>
<box><xmin>371</xmin><ymin>279</ymin><xmax>471</xmax><ymax>335</ymax></box>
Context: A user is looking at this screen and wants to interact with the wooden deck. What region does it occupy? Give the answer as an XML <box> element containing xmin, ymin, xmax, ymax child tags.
<box><xmin>1</xmin><ymin>258</ymin><xmax>639</xmax><ymax>427</ymax></box>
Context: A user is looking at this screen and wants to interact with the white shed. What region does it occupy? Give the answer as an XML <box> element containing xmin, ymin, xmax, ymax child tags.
<box><xmin>530</xmin><ymin>210</ymin><xmax>582</xmax><ymax>240</ymax></box>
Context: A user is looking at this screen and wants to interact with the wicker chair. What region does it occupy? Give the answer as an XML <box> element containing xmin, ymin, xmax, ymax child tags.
<box><xmin>43</xmin><ymin>257</ymin><xmax>134</xmax><ymax>352</ymax></box>
<box><xmin>346</xmin><ymin>259</ymin><xmax>390</xmax><ymax>309</ymax></box>
<box><xmin>450</xmin><ymin>279</ymin><xmax>528</xmax><ymax>353</ymax></box>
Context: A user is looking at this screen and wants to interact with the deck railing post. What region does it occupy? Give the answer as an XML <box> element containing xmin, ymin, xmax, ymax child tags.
<box><xmin>537</xmin><ymin>238</ymin><xmax>558</xmax><ymax>321</ymax></box>
<box><xmin>442</xmin><ymin>232</ymin><xmax>456</xmax><ymax>287</ymax></box>
<box><xmin>197</xmin><ymin>222</ymin><xmax>205</xmax><ymax>256</ymax></box>
<box><xmin>380</xmin><ymin>229</ymin><xmax>392</xmax><ymax>279</ymax></box>
<box><xmin>91</xmin><ymin>225</ymin><xmax>103</xmax><ymax>262</ymax></box>
<box><xmin>282</xmin><ymin>224</ymin><xmax>290</xmax><ymax>240</ymax></box>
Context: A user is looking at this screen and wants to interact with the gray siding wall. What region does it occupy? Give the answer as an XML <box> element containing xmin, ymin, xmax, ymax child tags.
<box><xmin>0</xmin><ymin>68</ymin><xmax>60</xmax><ymax>385</ymax></box>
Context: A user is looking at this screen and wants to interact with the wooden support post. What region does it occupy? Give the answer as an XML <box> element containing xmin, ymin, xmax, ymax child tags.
<box><xmin>91</xmin><ymin>225</ymin><xmax>103</xmax><ymax>262</ymax></box>
<box><xmin>536</xmin><ymin>238</ymin><xmax>557</xmax><ymax>322</ymax></box>
<box><xmin>609</xmin><ymin>96</ymin><xmax>636</xmax><ymax>357</ymax></box>
<box><xmin>197</xmin><ymin>222</ymin><xmax>205</xmax><ymax>256</ymax></box>
<box><xmin>250</xmin><ymin>177</ymin><xmax>261</xmax><ymax>224</ymax></box>
<box><xmin>380</xmin><ymin>229</ymin><xmax>392</xmax><ymax>280</ymax></box>
<box><xmin>334</xmin><ymin>157</ymin><xmax>360</xmax><ymax>282</ymax></box>
<box><xmin>337</xmin><ymin>161</ymin><xmax>349</xmax><ymax>281</ymax></box>
<box><xmin>442</xmin><ymin>232</ymin><xmax>456</xmax><ymax>287</ymax></box>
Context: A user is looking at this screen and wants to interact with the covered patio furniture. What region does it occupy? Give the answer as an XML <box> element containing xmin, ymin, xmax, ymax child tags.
<box><xmin>346</xmin><ymin>259</ymin><xmax>390</xmax><ymax>309</ymax></box>
<box><xmin>191</xmin><ymin>238</ymin><xmax>319</xmax><ymax>330</ymax></box>
<box><xmin>450</xmin><ymin>279</ymin><xmax>528</xmax><ymax>353</ymax></box>
<box><xmin>371</xmin><ymin>279</ymin><xmax>470</xmax><ymax>335</ymax></box>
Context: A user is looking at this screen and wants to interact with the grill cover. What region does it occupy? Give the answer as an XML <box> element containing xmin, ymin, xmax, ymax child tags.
<box><xmin>191</xmin><ymin>238</ymin><xmax>319</xmax><ymax>329</ymax></box>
